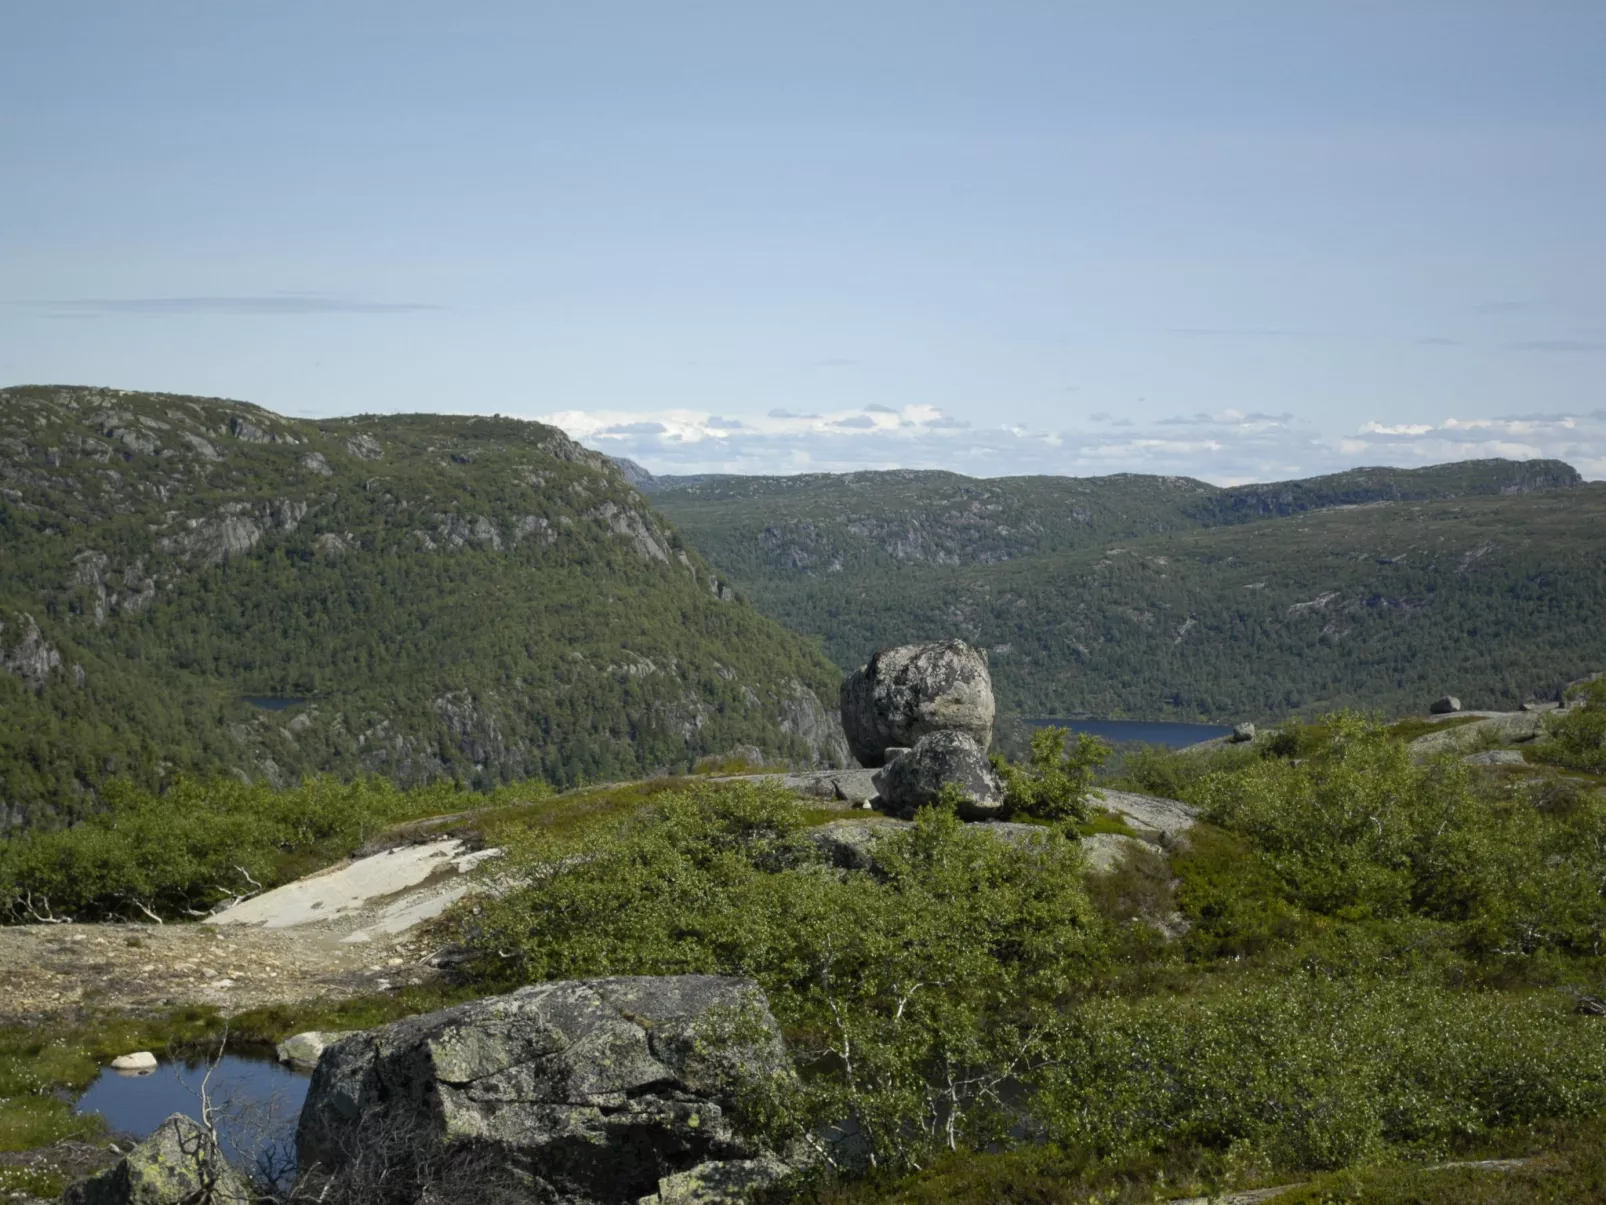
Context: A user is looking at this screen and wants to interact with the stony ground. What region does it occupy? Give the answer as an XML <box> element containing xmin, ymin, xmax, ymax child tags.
<box><xmin>0</xmin><ymin>841</ymin><xmax>493</xmax><ymax>1022</ymax></box>
<box><xmin>0</xmin><ymin>919</ymin><xmax>441</xmax><ymax>1023</ymax></box>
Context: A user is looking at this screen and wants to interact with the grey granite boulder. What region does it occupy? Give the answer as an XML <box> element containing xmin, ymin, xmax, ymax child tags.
<box><xmin>1229</xmin><ymin>722</ymin><xmax>1256</xmax><ymax>743</ymax></box>
<box><xmin>873</xmin><ymin>730</ymin><xmax>1005</xmax><ymax>820</ymax></box>
<box><xmin>1430</xmin><ymin>695</ymin><xmax>1463</xmax><ymax>714</ymax></box>
<box><xmin>297</xmin><ymin>976</ymin><xmax>791</xmax><ymax>1205</ymax></box>
<box><xmin>64</xmin><ymin>1114</ymin><xmax>250</xmax><ymax>1205</ymax></box>
<box><xmin>839</xmin><ymin>640</ymin><xmax>995</xmax><ymax>768</ymax></box>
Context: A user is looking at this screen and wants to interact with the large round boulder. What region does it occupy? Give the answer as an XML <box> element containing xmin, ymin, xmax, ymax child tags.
<box><xmin>839</xmin><ymin>640</ymin><xmax>995</xmax><ymax>768</ymax></box>
<box><xmin>873</xmin><ymin>731</ymin><xmax>1005</xmax><ymax>821</ymax></box>
<box><xmin>296</xmin><ymin>975</ymin><xmax>791</xmax><ymax>1205</ymax></box>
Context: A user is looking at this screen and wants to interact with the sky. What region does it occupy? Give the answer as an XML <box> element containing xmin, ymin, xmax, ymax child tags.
<box><xmin>3</xmin><ymin>2</ymin><xmax>1604</xmax><ymax>483</ymax></box>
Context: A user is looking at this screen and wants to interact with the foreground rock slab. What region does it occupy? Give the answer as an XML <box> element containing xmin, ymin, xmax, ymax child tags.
<box><xmin>298</xmin><ymin>975</ymin><xmax>791</xmax><ymax>1205</ymax></box>
<box><xmin>64</xmin><ymin>1113</ymin><xmax>250</xmax><ymax>1205</ymax></box>
<box><xmin>840</xmin><ymin>639</ymin><xmax>995</xmax><ymax>767</ymax></box>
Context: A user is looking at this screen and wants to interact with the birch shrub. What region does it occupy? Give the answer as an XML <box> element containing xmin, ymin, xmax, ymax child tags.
<box><xmin>462</xmin><ymin>780</ymin><xmax>1104</xmax><ymax>1171</ymax></box>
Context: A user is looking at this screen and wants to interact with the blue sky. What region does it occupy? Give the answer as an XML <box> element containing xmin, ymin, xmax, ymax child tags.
<box><xmin>3</xmin><ymin>2</ymin><xmax>1604</xmax><ymax>481</ymax></box>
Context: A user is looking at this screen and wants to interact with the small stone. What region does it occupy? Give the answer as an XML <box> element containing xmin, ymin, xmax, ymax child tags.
<box><xmin>276</xmin><ymin>1031</ymin><xmax>351</xmax><ymax>1071</ymax></box>
<box><xmin>109</xmin><ymin>1052</ymin><xmax>157</xmax><ymax>1071</ymax></box>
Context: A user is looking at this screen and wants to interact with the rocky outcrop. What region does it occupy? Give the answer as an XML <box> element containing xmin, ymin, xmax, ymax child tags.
<box><xmin>297</xmin><ymin>976</ymin><xmax>791</xmax><ymax>1205</ymax></box>
<box><xmin>839</xmin><ymin>640</ymin><xmax>995</xmax><ymax>768</ymax></box>
<box><xmin>0</xmin><ymin>612</ymin><xmax>64</xmax><ymax>690</ymax></box>
<box><xmin>63</xmin><ymin>1113</ymin><xmax>251</xmax><ymax>1205</ymax></box>
<box><xmin>777</xmin><ymin>679</ymin><xmax>852</xmax><ymax>768</ymax></box>
<box><xmin>873</xmin><ymin>731</ymin><xmax>1005</xmax><ymax>820</ymax></box>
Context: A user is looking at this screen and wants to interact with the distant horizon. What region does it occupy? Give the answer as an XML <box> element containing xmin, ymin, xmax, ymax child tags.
<box><xmin>7</xmin><ymin>379</ymin><xmax>1598</xmax><ymax>489</ymax></box>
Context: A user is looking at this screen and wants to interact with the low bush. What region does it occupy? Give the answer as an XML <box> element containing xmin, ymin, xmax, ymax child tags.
<box><xmin>463</xmin><ymin>780</ymin><xmax>1105</xmax><ymax>1171</ymax></box>
<box><xmin>1540</xmin><ymin>679</ymin><xmax>1606</xmax><ymax>775</ymax></box>
<box><xmin>1189</xmin><ymin>713</ymin><xmax>1606</xmax><ymax>961</ymax></box>
<box><xmin>0</xmin><ymin>775</ymin><xmax>549</xmax><ymax>922</ymax></box>
<box><xmin>1036</xmin><ymin>977</ymin><xmax>1606</xmax><ymax>1171</ymax></box>
<box><xmin>992</xmin><ymin>726</ymin><xmax>1110</xmax><ymax>823</ymax></box>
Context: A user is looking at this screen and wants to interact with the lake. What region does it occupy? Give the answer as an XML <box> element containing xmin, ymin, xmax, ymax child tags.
<box><xmin>76</xmin><ymin>1052</ymin><xmax>310</xmax><ymax>1185</ymax></box>
<box><xmin>1024</xmin><ymin>717</ymin><xmax>1230</xmax><ymax>748</ymax></box>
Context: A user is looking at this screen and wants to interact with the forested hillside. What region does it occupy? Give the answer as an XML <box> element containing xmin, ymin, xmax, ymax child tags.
<box><xmin>0</xmin><ymin>385</ymin><xmax>846</xmax><ymax>830</ymax></box>
<box><xmin>652</xmin><ymin>464</ymin><xmax>1605</xmax><ymax>720</ymax></box>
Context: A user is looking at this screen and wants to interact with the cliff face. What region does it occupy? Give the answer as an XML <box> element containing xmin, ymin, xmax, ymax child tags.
<box><xmin>0</xmin><ymin>385</ymin><xmax>846</xmax><ymax>829</ymax></box>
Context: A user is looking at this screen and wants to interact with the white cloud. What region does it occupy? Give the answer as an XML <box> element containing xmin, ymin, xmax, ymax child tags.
<box><xmin>531</xmin><ymin>403</ymin><xmax>1606</xmax><ymax>483</ymax></box>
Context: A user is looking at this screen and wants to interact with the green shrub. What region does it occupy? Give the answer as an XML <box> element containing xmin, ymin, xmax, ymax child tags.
<box><xmin>992</xmin><ymin>726</ymin><xmax>1110</xmax><ymax>823</ymax></box>
<box><xmin>1187</xmin><ymin>713</ymin><xmax>1606</xmax><ymax>960</ymax></box>
<box><xmin>1541</xmin><ymin>679</ymin><xmax>1606</xmax><ymax>774</ymax></box>
<box><xmin>1035</xmin><ymin>978</ymin><xmax>1606</xmax><ymax>1171</ymax></box>
<box><xmin>0</xmin><ymin>774</ymin><xmax>543</xmax><ymax>922</ymax></box>
<box><xmin>463</xmin><ymin>780</ymin><xmax>1104</xmax><ymax>1171</ymax></box>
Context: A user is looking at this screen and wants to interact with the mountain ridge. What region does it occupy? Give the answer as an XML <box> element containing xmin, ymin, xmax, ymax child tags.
<box><xmin>0</xmin><ymin>384</ymin><xmax>847</xmax><ymax>830</ymax></box>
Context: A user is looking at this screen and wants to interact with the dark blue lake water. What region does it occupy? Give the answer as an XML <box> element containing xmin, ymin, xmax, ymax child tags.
<box><xmin>76</xmin><ymin>1053</ymin><xmax>310</xmax><ymax>1181</ymax></box>
<box><xmin>242</xmin><ymin>696</ymin><xmax>308</xmax><ymax>711</ymax></box>
<box><xmin>1025</xmin><ymin>718</ymin><xmax>1230</xmax><ymax>748</ymax></box>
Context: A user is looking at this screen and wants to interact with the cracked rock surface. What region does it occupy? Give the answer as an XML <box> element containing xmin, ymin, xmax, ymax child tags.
<box><xmin>297</xmin><ymin>975</ymin><xmax>791</xmax><ymax>1205</ymax></box>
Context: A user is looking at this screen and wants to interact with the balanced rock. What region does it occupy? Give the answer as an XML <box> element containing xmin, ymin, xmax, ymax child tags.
<box><xmin>64</xmin><ymin>1113</ymin><xmax>250</xmax><ymax>1205</ymax></box>
<box><xmin>839</xmin><ymin>640</ymin><xmax>994</xmax><ymax>768</ymax></box>
<box><xmin>873</xmin><ymin>730</ymin><xmax>1004</xmax><ymax>820</ymax></box>
<box><xmin>297</xmin><ymin>976</ymin><xmax>791</xmax><ymax>1205</ymax></box>
<box><xmin>1430</xmin><ymin>695</ymin><xmax>1462</xmax><ymax>715</ymax></box>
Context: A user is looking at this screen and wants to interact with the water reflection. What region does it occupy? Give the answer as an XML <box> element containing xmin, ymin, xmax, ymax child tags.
<box><xmin>76</xmin><ymin>1052</ymin><xmax>310</xmax><ymax>1185</ymax></box>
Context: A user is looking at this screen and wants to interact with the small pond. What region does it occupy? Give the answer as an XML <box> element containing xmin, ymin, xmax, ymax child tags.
<box><xmin>76</xmin><ymin>1052</ymin><xmax>310</xmax><ymax>1184</ymax></box>
<box><xmin>1025</xmin><ymin>717</ymin><xmax>1231</xmax><ymax>748</ymax></box>
<box><xmin>242</xmin><ymin>696</ymin><xmax>309</xmax><ymax>711</ymax></box>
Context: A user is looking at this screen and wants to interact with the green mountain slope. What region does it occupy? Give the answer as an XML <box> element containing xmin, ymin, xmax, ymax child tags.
<box><xmin>0</xmin><ymin>385</ymin><xmax>847</xmax><ymax>830</ymax></box>
<box><xmin>651</xmin><ymin>464</ymin><xmax>1603</xmax><ymax>720</ymax></box>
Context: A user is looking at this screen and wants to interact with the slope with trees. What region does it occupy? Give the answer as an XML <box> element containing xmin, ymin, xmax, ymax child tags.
<box><xmin>0</xmin><ymin>385</ymin><xmax>846</xmax><ymax>830</ymax></box>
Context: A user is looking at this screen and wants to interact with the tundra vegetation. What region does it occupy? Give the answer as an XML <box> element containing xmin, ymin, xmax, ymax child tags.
<box><xmin>3</xmin><ymin>717</ymin><xmax>1605</xmax><ymax>1201</ymax></box>
<box><xmin>445</xmin><ymin>715</ymin><xmax>1606</xmax><ymax>1202</ymax></box>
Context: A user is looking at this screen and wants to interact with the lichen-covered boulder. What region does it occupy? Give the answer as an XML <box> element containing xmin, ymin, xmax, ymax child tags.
<box><xmin>839</xmin><ymin>640</ymin><xmax>995</xmax><ymax>768</ymax></box>
<box><xmin>297</xmin><ymin>976</ymin><xmax>791</xmax><ymax>1205</ymax></box>
<box><xmin>873</xmin><ymin>730</ymin><xmax>1005</xmax><ymax>820</ymax></box>
<box><xmin>63</xmin><ymin>1114</ymin><xmax>250</xmax><ymax>1205</ymax></box>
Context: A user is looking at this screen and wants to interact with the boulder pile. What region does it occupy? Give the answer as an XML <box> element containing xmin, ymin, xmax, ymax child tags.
<box><xmin>840</xmin><ymin>640</ymin><xmax>1004</xmax><ymax>819</ymax></box>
